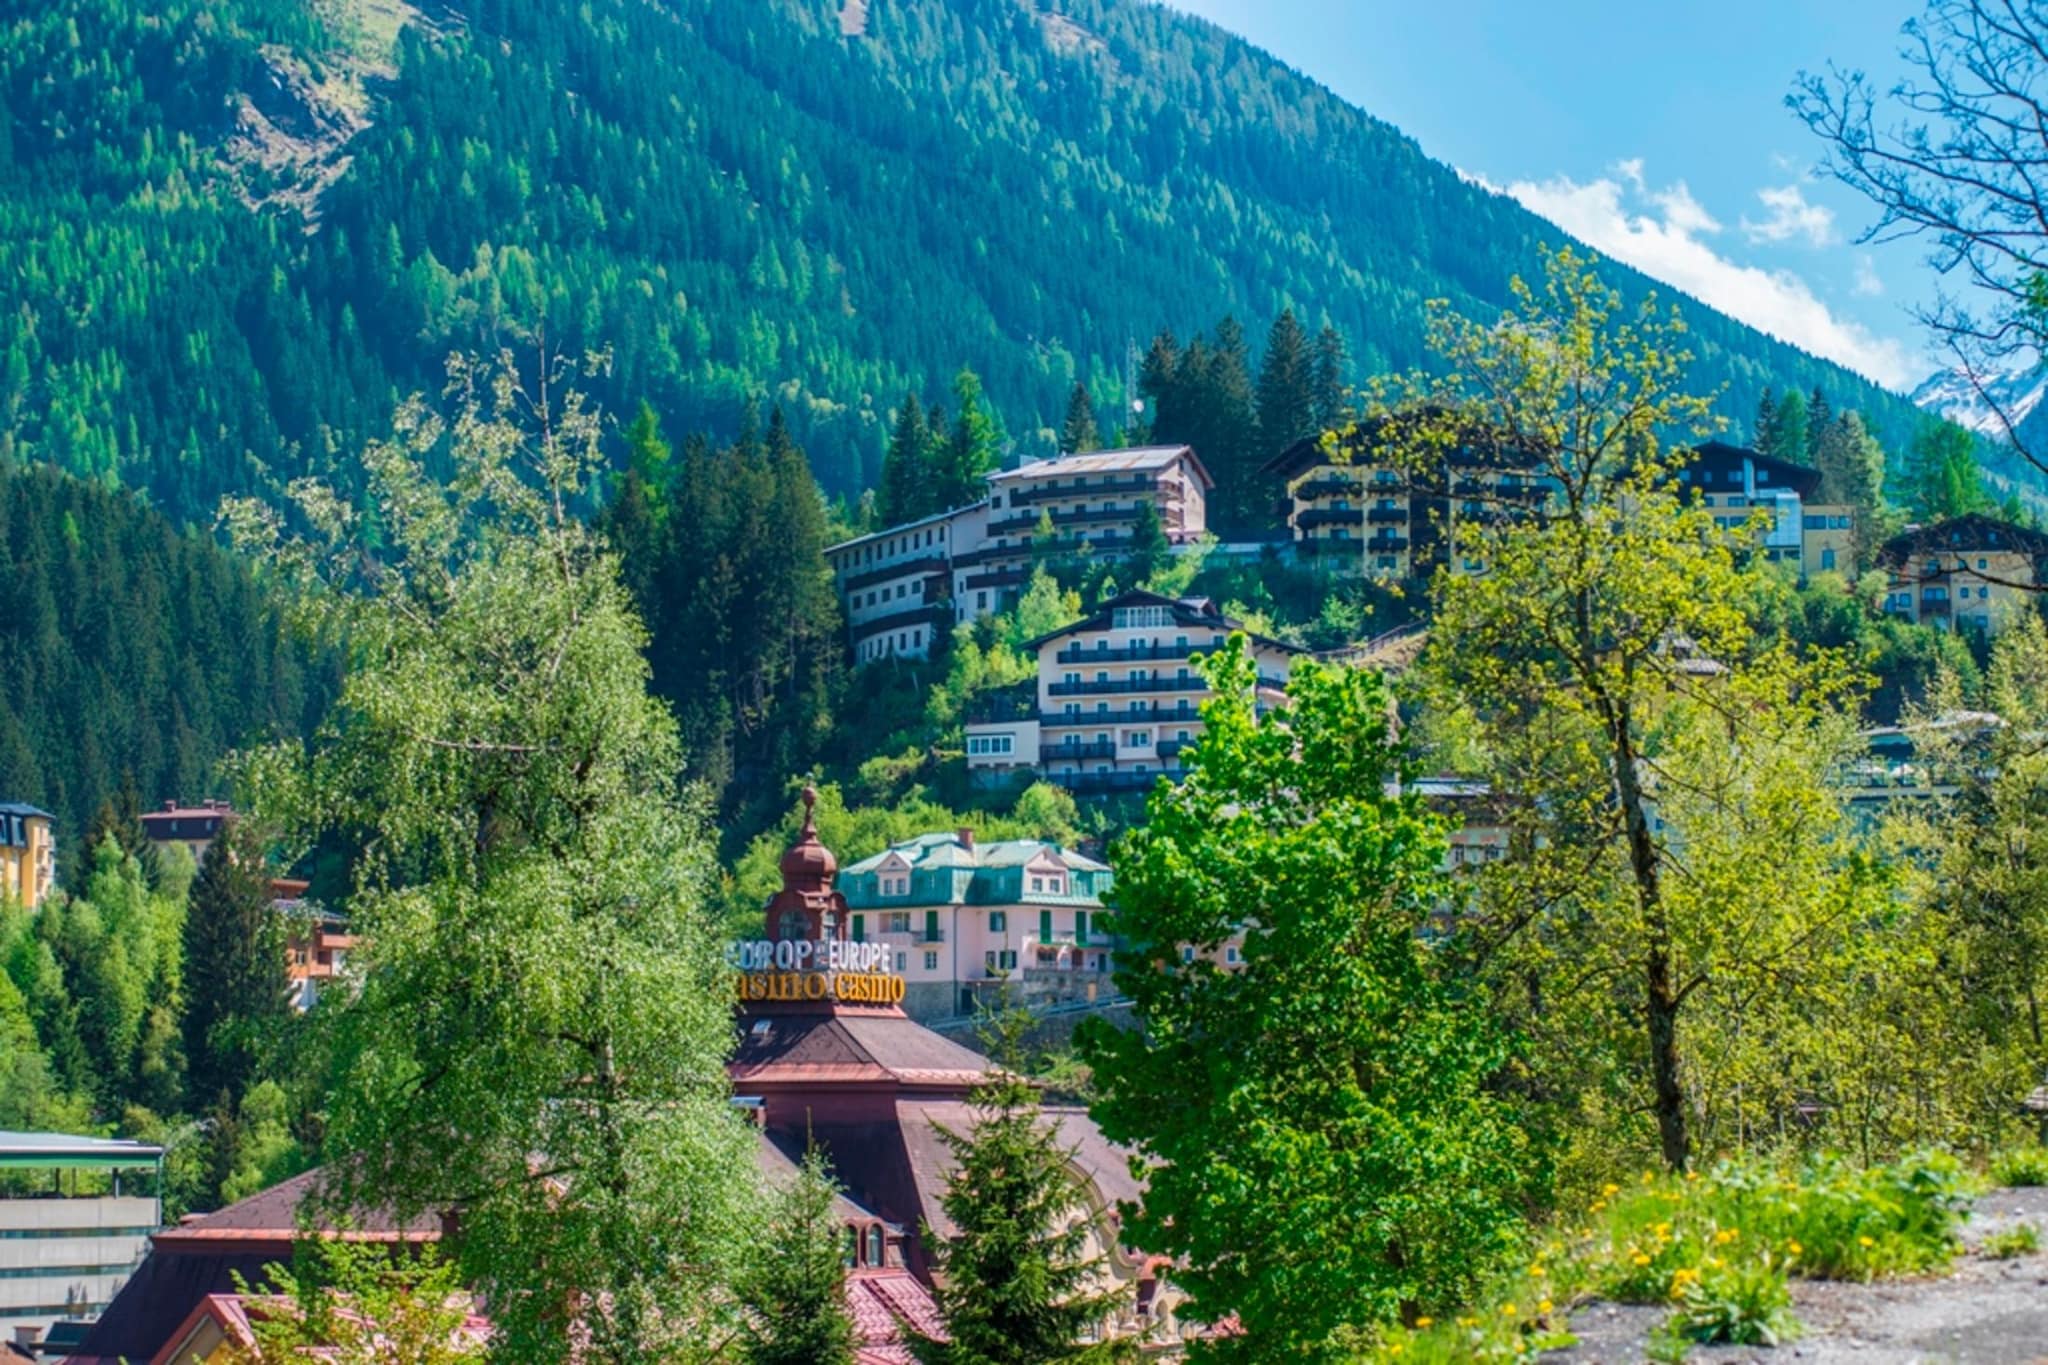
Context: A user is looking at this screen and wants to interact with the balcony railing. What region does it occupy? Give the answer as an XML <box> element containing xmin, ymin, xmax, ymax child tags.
<box><xmin>840</xmin><ymin>553</ymin><xmax>948</xmax><ymax>593</ymax></box>
<box><xmin>1004</xmin><ymin>476</ymin><xmax>1157</xmax><ymax>505</ymax></box>
<box><xmin>1043</xmin><ymin>706</ymin><xmax>1200</xmax><ymax>726</ymax></box>
<box><xmin>987</xmin><ymin>505</ymin><xmax>1146</xmax><ymax>536</ymax></box>
<box><xmin>1367</xmin><ymin>505</ymin><xmax>1408</xmax><ymax>524</ymax></box>
<box><xmin>1052</xmin><ymin>768</ymin><xmax>1189</xmax><ymax>793</ymax></box>
<box><xmin>1042</xmin><ymin>740</ymin><xmax>1118</xmax><ymax>761</ymax></box>
<box><xmin>1048</xmin><ymin>674</ymin><xmax>1209</xmax><ymax>698</ymax></box>
<box><xmin>849</xmin><ymin>602</ymin><xmax>952</xmax><ymax>640</ymax></box>
<box><xmin>1055</xmin><ymin>642</ymin><xmax>1218</xmax><ymax>664</ymax></box>
<box><xmin>1294</xmin><ymin>475</ymin><xmax>1364</xmax><ymax>500</ymax></box>
<box><xmin>1298</xmin><ymin>507</ymin><xmax>1363</xmax><ymax>530</ymax></box>
<box><xmin>1366</xmin><ymin>535</ymin><xmax>1411</xmax><ymax>552</ymax></box>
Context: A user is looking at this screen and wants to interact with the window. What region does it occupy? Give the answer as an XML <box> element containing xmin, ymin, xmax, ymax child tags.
<box><xmin>1980</xmin><ymin>557</ymin><xmax>1989</xmax><ymax>570</ymax></box>
<box><xmin>845</xmin><ymin>1226</ymin><xmax>859</xmax><ymax>1268</ymax></box>
<box><xmin>1181</xmin><ymin>946</ymin><xmax>1196</xmax><ymax>964</ymax></box>
<box><xmin>924</xmin><ymin>909</ymin><xmax>940</xmax><ymax>940</ymax></box>
<box><xmin>895</xmin><ymin>951</ymin><xmax>907</xmax><ymax>971</ymax></box>
<box><xmin>851</xmin><ymin>914</ymin><xmax>865</xmax><ymax>941</ymax></box>
<box><xmin>1125</xmin><ymin>729</ymin><xmax>1151</xmax><ymax>747</ymax></box>
<box><xmin>1112</xmin><ymin>605</ymin><xmax>1174</xmax><ymax>630</ymax></box>
<box><xmin>1030</xmin><ymin>875</ymin><xmax>1044</xmax><ymax>892</ymax></box>
<box><xmin>1821</xmin><ymin>548</ymin><xmax>1836</xmax><ymax>570</ymax></box>
<box><xmin>924</xmin><ymin>950</ymin><xmax>938</xmax><ymax>970</ymax></box>
<box><xmin>884</xmin><ymin>912</ymin><xmax>911</xmax><ymax>933</ymax></box>
<box><xmin>1225</xmin><ymin>945</ymin><xmax>1239</xmax><ymax>964</ymax></box>
<box><xmin>989</xmin><ymin>911</ymin><xmax>1007</xmax><ymax>932</ymax></box>
<box><xmin>867</xmin><ymin>1225</ymin><xmax>885</xmax><ymax>1266</ymax></box>
<box><xmin>1075</xmin><ymin>909</ymin><xmax>1088</xmax><ymax>939</ymax></box>
<box><xmin>1039</xmin><ymin>908</ymin><xmax>1054</xmax><ymax>944</ymax></box>
<box><xmin>976</xmin><ymin>591</ymin><xmax>987</xmax><ymax>610</ymax></box>
<box><xmin>881</xmin><ymin>875</ymin><xmax>909</xmax><ymax>897</ymax></box>
<box><xmin>1001</xmin><ymin>950</ymin><xmax>1018</xmax><ymax>970</ymax></box>
<box><xmin>967</xmin><ymin>734</ymin><xmax>1014</xmax><ymax>757</ymax></box>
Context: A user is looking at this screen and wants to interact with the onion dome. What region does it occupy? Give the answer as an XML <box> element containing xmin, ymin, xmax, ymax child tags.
<box><xmin>778</xmin><ymin>785</ymin><xmax>837</xmax><ymax>893</ymax></box>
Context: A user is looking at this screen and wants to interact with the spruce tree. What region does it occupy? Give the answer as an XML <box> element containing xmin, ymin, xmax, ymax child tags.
<box><xmin>1806</xmin><ymin>386</ymin><xmax>1832</xmax><ymax>463</ymax></box>
<box><xmin>739</xmin><ymin>1147</ymin><xmax>861</xmax><ymax>1365</ymax></box>
<box><xmin>180</xmin><ymin>817</ymin><xmax>287</xmax><ymax>1107</ymax></box>
<box><xmin>945</xmin><ymin>370</ymin><xmax>1003</xmax><ymax>509</ymax></box>
<box><xmin>1775</xmin><ymin>387</ymin><xmax>1810</xmax><ymax>466</ymax></box>
<box><xmin>1311</xmin><ymin>323</ymin><xmax>1350</xmax><ymax>434</ymax></box>
<box><xmin>910</xmin><ymin>1017</ymin><xmax>1132</xmax><ymax>1365</ymax></box>
<box><xmin>1754</xmin><ymin>388</ymin><xmax>1779</xmax><ymax>453</ymax></box>
<box><xmin>881</xmin><ymin>394</ymin><xmax>932</xmax><ymax>525</ymax></box>
<box><xmin>1255</xmin><ymin>308</ymin><xmax>1317</xmax><ymax>460</ymax></box>
<box><xmin>1136</xmin><ymin>330</ymin><xmax>1181</xmax><ymax>443</ymax></box>
<box><xmin>1201</xmin><ymin>317</ymin><xmax>1261</xmax><ymax>533</ymax></box>
<box><xmin>1059</xmin><ymin>383</ymin><xmax>1099</xmax><ymax>455</ymax></box>
<box><xmin>1128</xmin><ymin>500</ymin><xmax>1169</xmax><ymax>586</ymax></box>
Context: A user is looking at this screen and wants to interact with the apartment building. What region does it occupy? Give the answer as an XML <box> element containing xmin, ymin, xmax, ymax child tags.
<box><xmin>823</xmin><ymin>446</ymin><xmax>1213</xmax><ymax>662</ymax></box>
<box><xmin>1264</xmin><ymin>425</ymin><xmax>1555</xmax><ymax>578</ymax></box>
<box><xmin>838</xmin><ymin>829</ymin><xmax>1114</xmax><ymax>1021</ymax></box>
<box><xmin>139</xmin><ymin>800</ymin><xmax>232</xmax><ymax>867</ymax></box>
<box><xmin>0</xmin><ymin>1131</ymin><xmax>161</xmax><ymax>1345</ymax></box>
<box><xmin>1676</xmin><ymin>441</ymin><xmax>1857</xmax><ymax>580</ymax></box>
<box><xmin>964</xmin><ymin>589</ymin><xmax>1302</xmax><ymax>793</ymax></box>
<box><xmin>0</xmin><ymin>804</ymin><xmax>55</xmax><ymax>910</ymax></box>
<box><xmin>1878</xmin><ymin>513</ymin><xmax>2048</xmax><ymax>635</ymax></box>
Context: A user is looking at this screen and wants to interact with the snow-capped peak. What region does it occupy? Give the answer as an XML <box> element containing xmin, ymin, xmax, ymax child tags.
<box><xmin>1911</xmin><ymin>365</ymin><xmax>2048</xmax><ymax>439</ymax></box>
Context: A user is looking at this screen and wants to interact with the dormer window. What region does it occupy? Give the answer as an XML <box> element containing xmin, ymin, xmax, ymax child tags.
<box><xmin>866</xmin><ymin>1224</ymin><xmax>885</xmax><ymax>1266</ymax></box>
<box><xmin>882</xmin><ymin>874</ymin><xmax>910</xmax><ymax>897</ymax></box>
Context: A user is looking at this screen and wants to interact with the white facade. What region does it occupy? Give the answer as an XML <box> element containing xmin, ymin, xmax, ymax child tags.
<box><xmin>825</xmin><ymin>447</ymin><xmax>1213</xmax><ymax>662</ymax></box>
<box><xmin>0</xmin><ymin>1133</ymin><xmax>161</xmax><ymax>1341</ymax></box>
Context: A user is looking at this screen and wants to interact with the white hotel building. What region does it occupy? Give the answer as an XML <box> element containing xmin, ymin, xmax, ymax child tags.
<box><xmin>825</xmin><ymin>446</ymin><xmax>1213</xmax><ymax>663</ymax></box>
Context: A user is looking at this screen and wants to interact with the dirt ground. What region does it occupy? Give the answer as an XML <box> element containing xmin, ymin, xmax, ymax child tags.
<box><xmin>1553</xmin><ymin>1186</ymin><xmax>2048</xmax><ymax>1363</ymax></box>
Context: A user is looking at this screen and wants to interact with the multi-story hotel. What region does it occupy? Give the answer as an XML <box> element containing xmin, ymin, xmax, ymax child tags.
<box><xmin>1268</xmin><ymin>432</ymin><xmax>1855</xmax><ymax>584</ymax></box>
<box><xmin>0</xmin><ymin>1130</ymin><xmax>161</xmax><ymax>1347</ymax></box>
<box><xmin>839</xmin><ymin>829</ymin><xmax>1114</xmax><ymax>1022</ymax></box>
<box><xmin>1677</xmin><ymin>441</ymin><xmax>1857</xmax><ymax>580</ymax></box>
<box><xmin>1263</xmin><ymin>424</ymin><xmax>1555</xmax><ymax>578</ymax></box>
<box><xmin>963</xmin><ymin>589</ymin><xmax>1302</xmax><ymax>793</ymax></box>
<box><xmin>0</xmin><ymin>803</ymin><xmax>55</xmax><ymax>909</ymax></box>
<box><xmin>139</xmin><ymin>799</ymin><xmax>233</xmax><ymax>868</ymax></box>
<box><xmin>824</xmin><ymin>445</ymin><xmax>1213</xmax><ymax>663</ymax></box>
<box><xmin>1878</xmin><ymin>513</ymin><xmax>2048</xmax><ymax>635</ymax></box>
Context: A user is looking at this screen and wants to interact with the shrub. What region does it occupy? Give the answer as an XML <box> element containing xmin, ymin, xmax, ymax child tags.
<box><xmin>1981</xmin><ymin>1224</ymin><xmax>2039</xmax><ymax>1260</ymax></box>
<box><xmin>1663</xmin><ymin>1250</ymin><xmax>1798</xmax><ymax>1347</ymax></box>
<box><xmin>1990</xmin><ymin>1144</ymin><xmax>2048</xmax><ymax>1188</ymax></box>
<box><xmin>1699</xmin><ymin>1150</ymin><xmax>1973</xmax><ymax>1280</ymax></box>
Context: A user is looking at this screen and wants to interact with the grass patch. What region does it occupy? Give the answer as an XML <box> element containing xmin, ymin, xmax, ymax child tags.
<box><xmin>1981</xmin><ymin>1223</ymin><xmax>2039</xmax><ymax>1260</ymax></box>
<box><xmin>1989</xmin><ymin>1143</ymin><xmax>2048</xmax><ymax>1187</ymax></box>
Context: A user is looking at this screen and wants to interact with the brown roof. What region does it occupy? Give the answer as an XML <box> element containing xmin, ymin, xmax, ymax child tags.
<box><xmin>893</xmin><ymin>1100</ymin><xmax>1145</xmax><ymax>1242</ymax></box>
<box><xmin>730</xmin><ymin>1012</ymin><xmax>995</xmax><ymax>1091</ymax></box>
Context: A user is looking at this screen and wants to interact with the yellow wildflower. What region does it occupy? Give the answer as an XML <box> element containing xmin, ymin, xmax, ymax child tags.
<box><xmin>1858</xmin><ymin>1235</ymin><xmax>1874</xmax><ymax>1248</ymax></box>
<box><xmin>1414</xmin><ymin>1317</ymin><xmax>1433</xmax><ymax>1329</ymax></box>
<box><xmin>1642</xmin><ymin>1171</ymin><xmax>1656</xmax><ymax>1184</ymax></box>
<box><xmin>1787</xmin><ymin>1240</ymin><xmax>1802</xmax><ymax>1256</ymax></box>
<box><xmin>1713</xmin><ymin>1228</ymin><xmax>1738</xmax><ymax>1245</ymax></box>
<box><xmin>1590</xmin><ymin>1199</ymin><xmax>1606</xmax><ymax>1213</ymax></box>
<box><xmin>1529</xmin><ymin>1263</ymin><xmax>1546</xmax><ymax>1279</ymax></box>
<box><xmin>1602</xmin><ymin>1183</ymin><xmax>1620</xmax><ymax>1197</ymax></box>
<box><xmin>1631</xmin><ymin>1252</ymin><xmax>1651</xmax><ymax>1267</ymax></box>
<box><xmin>1538</xmin><ymin>1298</ymin><xmax>1554</xmax><ymax>1315</ymax></box>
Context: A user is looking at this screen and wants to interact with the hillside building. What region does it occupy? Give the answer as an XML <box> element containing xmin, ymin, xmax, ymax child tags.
<box><xmin>139</xmin><ymin>801</ymin><xmax>232</xmax><ymax>867</ymax></box>
<box><xmin>1878</xmin><ymin>513</ymin><xmax>2048</xmax><ymax>635</ymax></box>
<box><xmin>963</xmin><ymin>590</ymin><xmax>1303</xmax><ymax>794</ymax></box>
<box><xmin>0</xmin><ymin>805</ymin><xmax>55</xmax><ymax>910</ymax></box>
<box><xmin>1267</xmin><ymin>432</ymin><xmax>1855</xmax><ymax>583</ymax></box>
<box><xmin>839</xmin><ymin>830</ymin><xmax>1115</xmax><ymax>1021</ymax></box>
<box><xmin>824</xmin><ymin>446</ymin><xmax>1214</xmax><ymax>663</ymax></box>
<box><xmin>0</xmin><ymin>1131</ymin><xmax>161</xmax><ymax>1347</ymax></box>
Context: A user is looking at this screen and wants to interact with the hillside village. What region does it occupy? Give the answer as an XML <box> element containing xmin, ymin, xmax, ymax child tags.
<box><xmin>12</xmin><ymin>0</ymin><xmax>2048</xmax><ymax>1362</ymax></box>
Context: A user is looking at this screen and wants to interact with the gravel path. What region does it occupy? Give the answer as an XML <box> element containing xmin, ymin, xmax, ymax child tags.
<box><xmin>1553</xmin><ymin>1187</ymin><xmax>2048</xmax><ymax>1364</ymax></box>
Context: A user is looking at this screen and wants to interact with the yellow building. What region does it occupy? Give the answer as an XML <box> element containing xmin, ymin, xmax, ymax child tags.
<box><xmin>1879</xmin><ymin>513</ymin><xmax>2048</xmax><ymax>636</ymax></box>
<box><xmin>0</xmin><ymin>803</ymin><xmax>55</xmax><ymax>909</ymax></box>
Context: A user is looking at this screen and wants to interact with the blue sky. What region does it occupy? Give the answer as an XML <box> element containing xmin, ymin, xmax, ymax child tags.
<box><xmin>1166</xmin><ymin>0</ymin><xmax>1943</xmax><ymax>392</ymax></box>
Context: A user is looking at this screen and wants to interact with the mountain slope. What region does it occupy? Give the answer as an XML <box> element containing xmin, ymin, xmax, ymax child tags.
<box><xmin>1</xmin><ymin>0</ymin><xmax>1953</xmax><ymax>524</ymax></box>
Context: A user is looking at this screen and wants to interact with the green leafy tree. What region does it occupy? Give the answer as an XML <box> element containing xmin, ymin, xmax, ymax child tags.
<box><xmin>1908</xmin><ymin>421</ymin><xmax>1991</xmax><ymax>521</ymax></box>
<box><xmin>911</xmin><ymin>1015</ymin><xmax>1134</xmax><ymax>1365</ymax></box>
<box><xmin>226</xmin><ymin>351</ymin><xmax>758</xmax><ymax>1365</ymax></box>
<box><xmin>1387</xmin><ymin>248</ymin><xmax>1870</xmax><ymax>1171</ymax></box>
<box><xmin>182</xmin><ymin>817</ymin><xmax>288</xmax><ymax>1108</ymax></box>
<box><xmin>739</xmin><ymin>1148</ymin><xmax>861</xmax><ymax>1365</ymax></box>
<box><xmin>1059</xmin><ymin>383</ymin><xmax>1099</xmax><ymax>456</ymax></box>
<box><xmin>219</xmin><ymin>1239</ymin><xmax>481</xmax><ymax>1365</ymax></box>
<box><xmin>1081</xmin><ymin>643</ymin><xmax>1529</xmax><ymax>1356</ymax></box>
<box><xmin>1005</xmin><ymin>568</ymin><xmax>1081</xmax><ymax>653</ymax></box>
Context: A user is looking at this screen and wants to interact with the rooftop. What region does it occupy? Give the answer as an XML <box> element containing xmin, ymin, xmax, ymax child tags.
<box><xmin>0</xmin><ymin>1130</ymin><xmax>162</xmax><ymax>1170</ymax></box>
<box><xmin>987</xmin><ymin>444</ymin><xmax>1210</xmax><ymax>487</ymax></box>
<box><xmin>824</xmin><ymin>502</ymin><xmax>984</xmax><ymax>558</ymax></box>
<box><xmin>843</xmin><ymin>833</ymin><xmax>1108</xmax><ymax>878</ymax></box>
<box><xmin>0</xmin><ymin>802</ymin><xmax>53</xmax><ymax>822</ymax></box>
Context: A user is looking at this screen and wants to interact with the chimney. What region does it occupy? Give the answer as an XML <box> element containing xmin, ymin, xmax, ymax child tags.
<box><xmin>163</xmin><ymin>800</ymin><xmax>177</xmax><ymax>812</ymax></box>
<box><xmin>14</xmin><ymin>1326</ymin><xmax>41</xmax><ymax>1350</ymax></box>
<box><xmin>957</xmin><ymin>827</ymin><xmax>975</xmax><ymax>851</ymax></box>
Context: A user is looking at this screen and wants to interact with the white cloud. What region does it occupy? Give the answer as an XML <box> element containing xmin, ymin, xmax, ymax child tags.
<box><xmin>1853</xmin><ymin>253</ymin><xmax>1884</xmax><ymax>297</ymax></box>
<box><xmin>1504</xmin><ymin>166</ymin><xmax>1913</xmax><ymax>389</ymax></box>
<box><xmin>1614</xmin><ymin>156</ymin><xmax>1645</xmax><ymax>191</ymax></box>
<box><xmin>1742</xmin><ymin>183</ymin><xmax>1835</xmax><ymax>247</ymax></box>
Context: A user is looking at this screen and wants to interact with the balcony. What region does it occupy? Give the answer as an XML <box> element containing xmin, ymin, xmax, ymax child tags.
<box><xmin>1048</xmin><ymin>674</ymin><xmax>1210</xmax><ymax>698</ymax></box>
<box><xmin>1920</xmin><ymin>595</ymin><xmax>1952</xmax><ymax>616</ymax></box>
<box><xmin>840</xmin><ymin>553</ymin><xmax>948</xmax><ymax>593</ymax></box>
<box><xmin>1156</xmin><ymin>737</ymin><xmax>1196</xmax><ymax>759</ymax></box>
<box><xmin>1294</xmin><ymin>474</ymin><xmax>1365</xmax><ymax>500</ymax></box>
<box><xmin>1042</xmin><ymin>740</ymin><xmax>1118</xmax><ymax>761</ymax></box>
<box><xmin>1055</xmin><ymin>768</ymin><xmax>1188</xmax><ymax>793</ymax></box>
<box><xmin>1366</xmin><ymin>505</ymin><xmax>1408</xmax><ymax>524</ymax></box>
<box><xmin>1367</xmin><ymin>534</ymin><xmax>1411</xmax><ymax>552</ymax></box>
<box><xmin>915</xmin><ymin>926</ymin><xmax>946</xmax><ymax>944</ymax></box>
<box><xmin>849</xmin><ymin>602</ymin><xmax>952</xmax><ymax>640</ymax></box>
<box><xmin>1298</xmin><ymin>507</ymin><xmax>1364</xmax><ymax>530</ymax></box>
<box><xmin>962</xmin><ymin>569</ymin><xmax>1029</xmax><ymax>592</ymax></box>
<box><xmin>1043</xmin><ymin>706</ymin><xmax>1199</xmax><ymax>726</ymax></box>
<box><xmin>1005</xmin><ymin>476</ymin><xmax>1157</xmax><ymax>505</ymax></box>
<box><xmin>987</xmin><ymin>504</ymin><xmax>1145</xmax><ymax>537</ymax></box>
<box><xmin>1055</xmin><ymin>642</ymin><xmax>1217</xmax><ymax>664</ymax></box>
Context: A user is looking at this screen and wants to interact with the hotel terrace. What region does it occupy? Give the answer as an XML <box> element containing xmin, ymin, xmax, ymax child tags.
<box><xmin>824</xmin><ymin>445</ymin><xmax>1213</xmax><ymax>663</ymax></box>
<box><xmin>963</xmin><ymin>589</ymin><xmax>1302</xmax><ymax>794</ymax></box>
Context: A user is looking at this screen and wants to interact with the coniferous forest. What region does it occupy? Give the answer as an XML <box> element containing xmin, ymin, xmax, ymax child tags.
<box><xmin>2</xmin><ymin>0</ymin><xmax>1963</xmax><ymax>532</ymax></box>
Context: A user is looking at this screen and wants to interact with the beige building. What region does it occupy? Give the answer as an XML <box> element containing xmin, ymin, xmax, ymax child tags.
<box><xmin>1879</xmin><ymin>513</ymin><xmax>2048</xmax><ymax>635</ymax></box>
<box><xmin>139</xmin><ymin>800</ymin><xmax>233</xmax><ymax>867</ymax></box>
<box><xmin>0</xmin><ymin>804</ymin><xmax>55</xmax><ymax>909</ymax></box>
<box><xmin>825</xmin><ymin>446</ymin><xmax>1214</xmax><ymax>663</ymax></box>
<box><xmin>1677</xmin><ymin>441</ymin><xmax>1858</xmax><ymax>581</ymax></box>
<box><xmin>965</xmin><ymin>590</ymin><xmax>1301</xmax><ymax>794</ymax></box>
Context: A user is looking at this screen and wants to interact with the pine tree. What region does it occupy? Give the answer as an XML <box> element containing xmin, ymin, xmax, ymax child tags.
<box><xmin>1136</xmin><ymin>330</ymin><xmax>1181</xmax><ymax>442</ymax></box>
<box><xmin>909</xmin><ymin>1016</ymin><xmax>1132</xmax><ymax>1365</ymax></box>
<box><xmin>1256</xmin><ymin>308</ymin><xmax>1317</xmax><ymax>460</ymax></box>
<box><xmin>1059</xmin><ymin>383</ymin><xmax>1099</xmax><ymax>455</ymax></box>
<box><xmin>881</xmin><ymin>394</ymin><xmax>932</xmax><ymax>525</ymax></box>
<box><xmin>1200</xmin><ymin>317</ymin><xmax>1261</xmax><ymax>532</ymax></box>
<box><xmin>1754</xmin><ymin>388</ymin><xmax>1779</xmax><ymax>454</ymax></box>
<box><xmin>944</xmin><ymin>370</ymin><xmax>1003</xmax><ymax>509</ymax></box>
<box><xmin>1311</xmin><ymin>323</ymin><xmax>1350</xmax><ymax>434</ymax></box>
<box><xmin>739</xmin><ymin>1148</ymin><xmax>862</xmax><ymax>1365</ymax></box>
<box><xmin>1807</xmin><ymin>386</ymin><xmax>1832</xmax><ymax>463</ymax></box>
<box><xmin>1812</xmin><ymin>412</ymin><xmax>1888</xmax><ymax>562</ymax></box>
<box><xmin>180</xmin><ymin>817</ymin><xmax>287</xmax><ymax>1107</ymax></box>
<box><xmin>1775</xmin><ymin>387</ymin><xmax>1810</xmax><ymax>466</ymax></box>
<box><xmin>1129</xmin><ymin>500</ymin><xmax>1169</xmax><ymax>586</ymax></box>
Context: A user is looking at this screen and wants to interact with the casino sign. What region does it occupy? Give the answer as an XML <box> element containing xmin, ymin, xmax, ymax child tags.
<box><xmin>728</xmin><ymin>937</ymin><xmax>907</xmax><ymax>1006</ymax></box>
